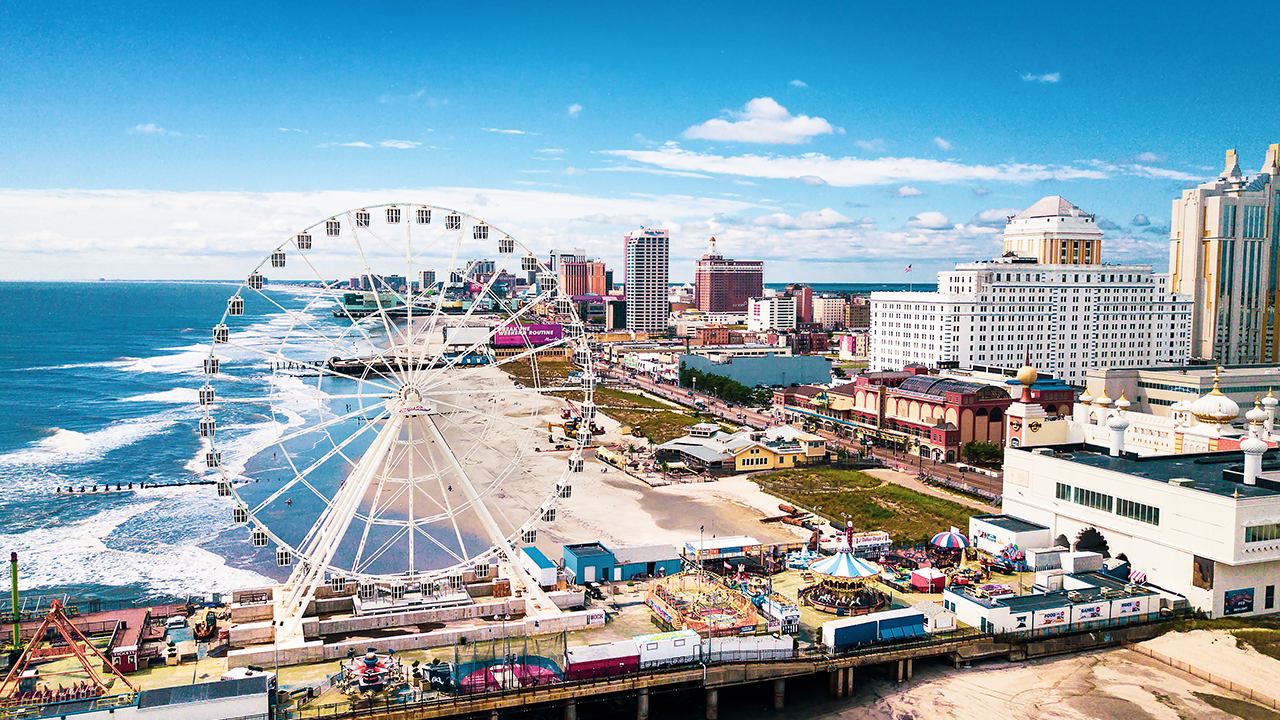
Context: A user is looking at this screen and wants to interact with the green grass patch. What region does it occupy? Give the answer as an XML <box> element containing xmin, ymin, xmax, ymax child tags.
<box><xmin>600</xmin><ymin>407</ymin><xmax>703</xmax><ymax>445</ymax></box>
<box><xmin>498</xmin><ymin>360</ymin><xmax>579</xmax><ymax>385</ymax></box>
<box><xmin>593</xmin><ymin>387</ymin><xmax>673</xmax><ymax>410</ymax></box>
<box><xmin>755</xmin><ymin>467</ymin><xmax>976</xmax><ymax>542</ymax></box>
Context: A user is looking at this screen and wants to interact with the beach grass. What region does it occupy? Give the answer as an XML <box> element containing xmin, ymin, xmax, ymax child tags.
<box><xmin>601</xmin><ymin>407</ymin><xmax>703</xmax><ymax>444</ymax></box>
<box><xmin>497</xmin><ymin>359</ymin><xmax>579</xmax><ymax>385</ymax></box>
<box><xmin>593</xmin><ymin>387</ymin><xmax>674</xmax><ymax>410</ymax></box>
<box><xmin>755</xmin><ymin>467</ymin><xmax>977</xmax><ymax>542</ymax></box>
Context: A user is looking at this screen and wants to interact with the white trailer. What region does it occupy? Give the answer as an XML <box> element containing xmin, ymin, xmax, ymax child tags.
<box><xmin>634</xmin><ymin>630</ymin><xmax>702</xmax><ymax>669</ymax></box>
<box><xmin>702</xmin><ymin>634</ymin><xmax>794</xmax><ymax>662</ymax></box>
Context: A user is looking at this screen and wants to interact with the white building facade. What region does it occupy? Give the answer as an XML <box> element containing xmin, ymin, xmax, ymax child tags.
<box><xmin>748</xmin><ymin>296</ymin><xmax>797</xmax><ymax>332</ymax></box>
<box><xmin>1169</xmin><ymin>145</ymin><xmax>1280</xmax><ymax>364</ymax></box>
<box><xmin>870</xmin><ymin>196</ymin><xmax>1193</xmax><ymax>385</ymax></box>
<box><xmin>812</xmin><ymin>295</ymin><xmax>848</xmax><ymax>329</ymax></box>
<box><xmin>623</xmin><ymin>228</ymin><xmax>670</xmax><ymax>333</ymax></box>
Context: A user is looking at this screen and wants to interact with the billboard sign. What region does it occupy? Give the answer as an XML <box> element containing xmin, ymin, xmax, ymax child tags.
<box><xmin>495</xmin><ymin>323</ymin><xmax>563</xmax><ymax>347</ymax></box>
<box><xmin>1224</xmin><ymin>588</ymin><xmax>1255</xmax><ymax>616</ymax></box>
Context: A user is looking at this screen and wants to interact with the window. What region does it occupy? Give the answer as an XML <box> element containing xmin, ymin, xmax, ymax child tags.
<box><xmin>1056</xmin><ymin>482</ymin><xmax>1072</xmax><ymax>501</ymax></box>
<box><xmin>1073</xmin><ymin>487</ymin><xmax>1113</xmax><ymax>512</ymax></box>
<box><xmin>1244</xmin><ymin>523</ymin><xmax>1280</xmax><ymax>543</ymax></box>
<box><xmin>1116</xmin><ymin>498</ymin><xmax>1160</xmax><ymax>525</ymax></box>
<box><xmin>1268</xmin><ymin>585</ymin><xmax>1276</xmax><ymax>610</ymax></box>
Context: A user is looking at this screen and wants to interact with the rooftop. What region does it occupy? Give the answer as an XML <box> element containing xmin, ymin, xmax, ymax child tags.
<box><xmin>613</xmin><ymin>545</ymin><xmax>680</xmax><ymax>565</ymax></box>
<box><xmin>1013</xmin><ymin>444</ymin><xmax>1280</xmax><ymax>499</ymax></box>
<box><xmin>564</xmin><ymin>542</ymin><xmax>615</xmax><ymax>559</ymax></box>
<box><xmin>972</xmin><ymin>514</ymin><xmax>1049</xmax><ymax>533</ymax></box>
<box><xmin>1012</xmin><ymin>195</ymin><xmax>1091</xmax><ymax>220</ymax></box>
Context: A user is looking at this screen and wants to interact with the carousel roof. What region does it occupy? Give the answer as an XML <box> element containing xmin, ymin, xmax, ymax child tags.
<box><xmin>809</xmin><ymin>551</ymin><xmax>880</xmax><ymax>579</ymax></box>
<box><xmin>930</xmin><ymin>530</ymin><xmax>970</xmax><ymax>549</ymax></box>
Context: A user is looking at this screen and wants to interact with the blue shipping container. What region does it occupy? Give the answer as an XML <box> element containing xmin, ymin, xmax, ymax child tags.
<box><xmin>875</xmin><ymin>610</ymin><xmax>926</xmax><ymax>642</ymax></box>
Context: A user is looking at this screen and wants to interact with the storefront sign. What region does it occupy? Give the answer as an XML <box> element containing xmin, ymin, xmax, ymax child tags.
<box><xmin>1041</xmin><ymin>609</ymin><xmax>1067</xmax><ymax>626</ymax></box>
<box><xmin>494</xmin><ymin>323</ymin><xmax>563</xmax><ymax>347</ymax></box>
<box><xmin>1078</xmin><ymin>605</ymin><xmax>1102</xmax><ymax>620</ymax></box>
<box><xmin>1117</xmin><ymin>600</ymin><xmax>1142</xmax><ymax>615</ymax></box>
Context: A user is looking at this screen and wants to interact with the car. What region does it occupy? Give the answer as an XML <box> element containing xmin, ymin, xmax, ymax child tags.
<box><xmin>166</xmin><ymin>615</ymin><xmax>188</xmax><ymax>629</ymax></box>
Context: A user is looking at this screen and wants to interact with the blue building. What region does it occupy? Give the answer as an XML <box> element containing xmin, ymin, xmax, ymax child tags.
<box><xmin>680</xmin><ymin>354</ymin><xmax>831</xmax><ymax>388</ymax></box>
<box><xmin>563</xmin><ymin>543</ymin><xmax>615</xmax><ymax>583</ymax></box>
<box><xmin>614</xmin><ymin>545</ymin><xmax>682</xmax><ymax>580</ymax></box>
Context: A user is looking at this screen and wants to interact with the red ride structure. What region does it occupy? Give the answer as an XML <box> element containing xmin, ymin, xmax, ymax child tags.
<box><xmin>0</xmin><ymin>600</ymin><xmax>138</xmax><ymax>708</ymax></box>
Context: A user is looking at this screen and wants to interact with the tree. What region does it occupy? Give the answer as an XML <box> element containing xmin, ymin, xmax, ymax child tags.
<box><xmin>961</xmin><ymin>441</ymin><xmax>1003</xmax><ymax>465</ymax></box>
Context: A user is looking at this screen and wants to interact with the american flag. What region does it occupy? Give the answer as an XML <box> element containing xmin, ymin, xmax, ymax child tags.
<box><xmin>905</xmin><ymin>264</ymin><xmax>912</xmax><ymax>273</ymax></box>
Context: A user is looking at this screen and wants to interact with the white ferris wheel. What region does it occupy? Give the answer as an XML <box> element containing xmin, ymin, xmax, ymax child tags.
<box><xmin>196</xmin><ymin>204</ymin><xmax>594</xmax><ymax>640</ymax></box>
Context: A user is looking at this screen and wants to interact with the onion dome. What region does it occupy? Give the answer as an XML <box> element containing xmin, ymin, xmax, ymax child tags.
<box><xmin>1095</xmin><ymin>391</ymin><xmax>1112</xmax><ymax>406</ymax></box>
<box><xmin>1265</xmin><ymin>388</ymin><xmax>1279</xmax><ymax>409</ymax></box>
<box><xmin>1107</xmin><ymin>414</ymin><xmax>1130</xmax><ymax>430</ymax></box>
<box><xmin>1190</xmin><ymin>369</ymin><xmax>1240</xmax><ymax>426</ymax></box>
<box><xmin>1170</xmin><ymin>399</ymin><xmax>1188</xmax><ymax>412</ymax></box>
<box><xmin>1115</xmin><ymin>392</ymin><xmax>1131</xmax><ymax>410</ymax></box>
<box><xmin>1241</xmin><ymin>435</ymin><xmax>1269</xmax><ymax>455</ymax></box>
<box><xmin>1247</xmin><ymin>398</ymin><xmax>1268</xmax><ymax>426</ymax></box>
<box><xmin>1079</xmin><ymin>391</ymin><xmax>1094</xmax><ymax>405</ymax></box>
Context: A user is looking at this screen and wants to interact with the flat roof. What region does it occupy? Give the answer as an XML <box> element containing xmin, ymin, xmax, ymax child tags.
<box><xmin>564</xmin><ymin>542</ymin><xmax>614</xmax><ymax>559</ymax></box>
<box><xmin>140</xmin><ymin>676</ymin><xmax>269</xmax><ymax>709</ymax></box>
<box><xmin>972</xmin><ymin>514</ymin><xmax>1049</xmax><ymax>533</ymax></box>
<box><xmin>521</xmin><ymin>546</ymin><xmax>555</xmax><ymax>569</ymax></box>
<box><xmin>684</xmin><ymin>536</ymin><xmax>760</xmax><ymax>551</ymax></box>
<box><xmin>614</xmin><ymin>545</ymin><xmax>680</xmax><ymax>565</ymax></box>
<box><xmin>1013</xmin><ymin>444</ymin><xmax>1280</xmax><ymax>499</ymax></box>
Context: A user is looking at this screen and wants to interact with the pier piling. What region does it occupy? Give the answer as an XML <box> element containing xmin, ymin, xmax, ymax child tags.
<box><xmin>565</xmin><ymin>697</ymin><xmax>577</xmax><ymax>720</ymax></box>
<box><xmin>637</xmin><ymin>686</ymin><xmax>649</xmax><ymax>720</ymax></box>
<box><xmin>706</xmin><ymin>687</ymin><xmax>718</xmax><ymax>720</ymax></box>
<box><xmin>772</xmin><ymin>678</ymin><xmax>785</xmax><ymax>710</ymax></box>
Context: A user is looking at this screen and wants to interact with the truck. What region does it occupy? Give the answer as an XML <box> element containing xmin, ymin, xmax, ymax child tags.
<box><xmin>634</xmin><ymin>630</ymin><xmax>702</xmax><ymax>669</ymax></box>
<box><xmin>565</xmin><ymin>640</ymin><xmax>640</xmax><ymax>680</ymax></box>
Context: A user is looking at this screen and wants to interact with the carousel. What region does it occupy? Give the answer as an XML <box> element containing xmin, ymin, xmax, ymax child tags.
<box><xmin>340</xmin><ymin>649</ymin><xmax>410</xmax><ymax>701</ymax></box>
<box><xmin>799</xmin><ymin>524</ymin><xmax>890</xmax><ymax>615</ymax></box>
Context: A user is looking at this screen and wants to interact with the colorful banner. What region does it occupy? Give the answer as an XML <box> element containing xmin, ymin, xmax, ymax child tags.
<box><xmin>1224</xmin><ymin>588</ymin><xmax>1255</xmax><ymax>616</ymax></box>
<box><xmin>1078</xmin><ymin>605</ymin><xmax>1102</xmax><ymax>620</ymax></box>
<box><xmin>494</xmin><ymin>323</ymin><xmax>563</xmax><ymax>347</ymax></box>
<box><xmin>1117</xmin><ymin>600</ymin><xmax>1142</xmax><ymax>615</ymax></box>
<box><xmin>1041</xmin><ymin>609</ymin><xmax>1067</xmax><ymax>626</ymax></box>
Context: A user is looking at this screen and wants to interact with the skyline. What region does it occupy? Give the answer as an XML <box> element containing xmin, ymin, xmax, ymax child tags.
<box><xmin>5</xmin><ymin>2</ymin><xmax>1280</xmax><ymax>282</ymax></box>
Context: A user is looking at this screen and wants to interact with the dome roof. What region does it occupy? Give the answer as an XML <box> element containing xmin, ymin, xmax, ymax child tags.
<box><xmin>1170</xmin><ymin>399</ymin><xmax>1188</xmax><ymax>411</ymax></box>
<box><xmin>1265</xmin><ymin>388</ymin><xmax>1279</xmax><ymax>408</ymax></box>
<box><xmin>1079</xmin><ymin>392</ymin><xmax>1094</xmax><ymax>404</ymax></box>
<box><xmin>1241</xmin><ymin>436</ymin><xmax>1269</xmax><ymax>454</ymax></box>
<box><xmin>1107</xmin><ymin>415</ymin><xmax>1130</xmax><ymax>430</ymax></box>
<box><xmin>1190</xmin><ymin>370</ymin><xmax>1239</xmax><ymax>425</ymax></box>
<box><xmin>1016</xmin><ymin>364</ymin><xmax>1038</xmax><ymax>386</ymax></box>
<box><xmin>1095</xmin><ymin>392</ymin><xmax>1112</xmax><ymax>406</ymax></box>
<box><xmin>1115</xmin><ymin>392</ymin><xmax>1131</xmax><ymax>409</ymax></box>
<box><xmin>1247</xmin><ymin>399</ymin><xmax>1269</xmax><ymax>425</ymax></box>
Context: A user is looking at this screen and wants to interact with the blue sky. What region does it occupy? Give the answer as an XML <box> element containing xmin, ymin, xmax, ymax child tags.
<box><xmin>4</xmin><ymin>1</ymin><xmax>1280</xmax><ymax>281</ymax></box>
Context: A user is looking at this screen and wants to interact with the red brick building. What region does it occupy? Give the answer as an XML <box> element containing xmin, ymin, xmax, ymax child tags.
<box><xmin>694</xmin><ymin>238</ymin><xmax>763</xmax><ymax>312</ymax></box>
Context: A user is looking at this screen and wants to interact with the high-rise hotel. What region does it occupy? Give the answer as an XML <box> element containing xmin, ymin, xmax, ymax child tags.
<box><xmin>870</xmin><ymin>196</ymin><xmax>1193</xmax><ymax>384</ymax></box>
<box><xmin>693</xmin><ymin>237</ymin><xmax>763</xmax><ymax>313</ymax></box>
<box><xmin>623</xmin><ymin>228</ymin><xmax>670</xmax><ymax>333</ymax></box>
<box><xmin>1169</xmin><ymin>145</ymin><xmax>1280</xmax><ymax>364</ymax></box>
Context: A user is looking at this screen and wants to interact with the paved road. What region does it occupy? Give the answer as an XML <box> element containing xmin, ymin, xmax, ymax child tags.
<box><xmin>595</xmin><ymin>360</ymin><xmax>1004</xmax><ymax>499</ymax></box>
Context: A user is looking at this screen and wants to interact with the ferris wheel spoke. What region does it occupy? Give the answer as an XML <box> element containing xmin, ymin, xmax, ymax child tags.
<box><xmin>355</xmin><ymin>524</ymin><xmax>412</xmax><ymax>574</ymax></box>
<box><xmin>348</xmin><ymin>222</ymin><xmax>413</xmax><ymax>373</ymax></box>
<box><xmin>286</xmin><ymin>252</ymin><xmax>399</xmax><ymax>369</ymax></box>
<box><xmin>409</xmin><ymin>227</ymin><xmax>467</xmax><ymax>388</ymax></box>
<box><xmin>432</xmin><ymin>410</ymin><xmax>539</xmax><ymax>486</ymax></box>
<box><xmin>415</xmin><ymin>283</ymin><xmax>557</xmax><ymax>389</ymax></box>
<box><xmin>219</xmin><ymin>336</ymin><xmax>400</xmax><ymax>397</ymax></box>
<box><xmin>427</xmin><ymin>396</ymin><xmax>543</xmax><ymax>434</ymax></box>
<box><xmin>243</xmin><ymin>286</ymin><xmax>383</xmax><ymax>374</ymax></box>
<box><xmin>407</xmin><ymin>252</ymin><xmax>514</xmax><ymax>388</ymax></box>
<box><xmin>250</xmin><ymin>409</ymin><xmax>389</xmax><ymax>515</ymax></box>
<box><xmin>422</xmin><ymin>335</ymin><xmax>576</xmax><ymax>395</ymax></box>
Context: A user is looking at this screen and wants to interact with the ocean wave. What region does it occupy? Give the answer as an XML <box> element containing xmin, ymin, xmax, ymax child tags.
<box><xmin>0</xmin><ymin>419</ymin><xmax>177</xmax><ymax>468</ymax></box>
<box><xmin>122</xmin><ymin>388</ymin><xmax>201</xmax><ymax>404</ymax></box>
<box><xmin>0</xmin><ymin>499</ymin><xmax>273</xmax><ymax>596</ymax></box>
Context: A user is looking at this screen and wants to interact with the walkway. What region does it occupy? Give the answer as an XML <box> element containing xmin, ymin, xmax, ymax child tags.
<box><xmin>861</xmin><ymin>468</ymin><xmax>1001</xmax><ymax>514</ymax></box>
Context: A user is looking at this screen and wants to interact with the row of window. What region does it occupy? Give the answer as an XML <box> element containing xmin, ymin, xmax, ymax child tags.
<box><xmin>1116</xmin><ymin>498</ymin><xmax>1161</xmax><ymax>526</ymax></box>
<box><xmin>1244</xmin><ymin>523</ymin><xmax>1280</xmax><ymax>543</ymax></box>
<box><xmin>1057</xmin><ymin>483</ymin><xmax>1162</xmax><ymax>526</ymax></box>
<box><xmin>1076</xmin><ymin>486</ymin><xmax>1112</xmax><ymax>512</ymax></box>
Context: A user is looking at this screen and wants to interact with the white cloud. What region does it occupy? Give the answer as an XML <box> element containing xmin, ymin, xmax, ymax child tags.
<box><xmin>130</xmin><ymin>123</ymin><xmax>177</xmax><ymax>136</ymax></box>
<box><xmin>968</xmin><ymin>208</ymin><xmax>1019</xmax><ymax>228</ymax></box>
<box><xmin>1134</xmin><ymin>152</ymin><xmax>1165</xmax><ymax>165</ymax></box>
<box><xmin>567</xmin><ymin>104</ymin><xmax>583</xmax><ymax>118</ymax></box>
<box><xmin>603</xmin><ymin>146</ymin><xmax>1115</xmax><ymax>187</ymax></box>
<box><xmin>971</xmin><ymin>187</ymin><xmax>991</xmax><ymax>196</ymax></box>
<box><xmin>855</xmin><ymin>139</ymin><xmax>887</xmax><ymax>153</ymax></box>
<box><xmin>378</xmin><ymin>140</ymin><xmax>422</xmax><ymax>149</ymax></box>
<box><xmin>906</xmin><ymin>211</ymin><xmax>952</xmax><ymax>230</ymax></box>
<box><xmin>1086</xmin><ymin>159</ymin><xmax>1203</xmax><ymax>182</ymax></box>
<box><xmin>933</xmin><ymin>137</ymin><xmax>952</xmax><ymax>151</ymax></box>
<box><xmin>1131</xmin><ymin>213</ymin><xmax>1152</xmax><ymax>226</ymax></box>
<box><xmin>563</xmin><ymin>167</ymin><xmax>588</xmax><ymax>176</ymax></box>
<box><xmin>789</xmin><ymin>79</ymin><xmax>807</xmax><ymax>88</ymax></box>
<box><xmin>1021</xmin><ymin>72</ymin><xmax>1061</xmax><ymax>83</ymax></box>
<box><xmin>483</xmin><ymin>128</ymin><xmax>528</xmax><ymax>135</ymax></box>
<box><xmin>339</xmin><ymin>142</ymin><xmax>373</xmax><ymax>148</ymax></box>
<box><xmin>592</xmin><ymin>166</ymin><xmax>712</xmax><ymax>179</ymax></box>
<box><xmin>891</xmin><ymin>186</ymin><xmax>925</xmax><ymax>198</ymax></box>
<box><xmin>683</xmin><ymin>97</ymin><xmax>836</xmax><ymax>145</ymax></box>
<box><xmin>278</xmin><ymin>127</ymin><xmax>306</xmax><ymax>133</ymax></box>
<box><xmin>753</xmin><ymin>208</ymin><xmax>857</xmax><ymax>229</ymax></box>
<box><xmin>792</xmin><ymin>175</ymin><xmax>828</xmax><ymax>186</ymax></box>
<box><xmin>539</xmin><ymin>148</ymin><xmax>566</xmax><ymax>154</ymax></box>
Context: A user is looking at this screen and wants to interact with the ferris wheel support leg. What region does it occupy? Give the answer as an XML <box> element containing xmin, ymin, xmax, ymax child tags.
<box><xmin>275</xmin><ymin>413</ymin><xmax>406</xmax><ymax>642</ymax></box>
<box><xmin>422</xmin><ymin>415</ymin><xmax>561</xmax><ymax>617</ymax></box>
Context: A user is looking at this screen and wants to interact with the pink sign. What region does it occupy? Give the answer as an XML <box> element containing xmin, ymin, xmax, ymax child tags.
<box><xmin>495</xmin><ymin>323</ymin><xmax>563</xmax><ymax>347</ymax></box>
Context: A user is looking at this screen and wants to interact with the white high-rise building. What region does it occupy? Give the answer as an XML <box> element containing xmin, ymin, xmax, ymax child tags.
<box><xmin>870</xmin><ymin>197</ymin><xmax>1193</xmax><ymax>385</ymax></box>
<box><xmin>623</xmin><ymin>228</ymin><xmax>670</xmax><ymax>333</ymax></box>
<box><xmin>748</xmin><ymin>296</ymin><xmax>797</xmax><ymax>332</ymax></box>
<box><xmin>1169</xmin><ymin>145</ymin><xmax>1280</xmax><ymax>364</ymax></box>
<box><xmin>1002</xmin><ymin>195</ymin><xmax>1103</xmax><ymax>264</ymax></box>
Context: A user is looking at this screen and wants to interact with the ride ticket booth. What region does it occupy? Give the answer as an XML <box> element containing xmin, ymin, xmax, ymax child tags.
<box><xmin>111</xmin><ymin>644</ymin><xmax>139</xmax><ymax>673</ymax></box>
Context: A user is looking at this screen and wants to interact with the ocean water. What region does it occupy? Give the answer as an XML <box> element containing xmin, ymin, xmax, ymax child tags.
<box><xmin>764</xmin><ymin>282</ymin><xmax>937</xmax><ymax>294</ymax></box>
<box><xmin>0</xmin><ymin>281</ymin><xmax>345</xmax><ymax>602</ymax></box>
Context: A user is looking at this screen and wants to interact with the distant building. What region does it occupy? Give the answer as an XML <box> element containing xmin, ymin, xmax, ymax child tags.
<box><xmin>786</xmin><ymin>284</ymin><xmax>813</xmax><ymax>323</ymax></box>
<box><xmin>559</xmin><ymin>259</ymin><xmax>610</xmax><ymax>296</ymax></box>
<box><xmin>1002</xmin><ymin>195</ymin><xmax>1103</xmax><ymax>264</ymax></box>
<box><xmin>846</xmin><ymin>298</ymin><xmax>871</xmax><ymax>330</ymax></box>
<box><xmin>1170</xmin><ymin>145</ymin><xmax>1280</xmax><ymax>364</ymax></box>
<box><xmin>696</xmin><ymin>324</ymin><xmax>731</xmax><ymax>346</ymax></box>
<box><xmin>656</xmin><ymin>423</ymin><xmax>827</xmax><ymax>474</ymax></box>
<box><xmin>694</xmin><ymin>237</ymin><xmax>763</xmax><ymax>313</ymax></box>
<box><xmin>1081</xmin><ymin>364</ymin><xmax>1280</xmax><ymax>418</ymax></box>
<box><xmin>787</xmin><ymin>331</ymin><xmax>829</xmax><ymax>355</ymax></box>
<box><xmin>812</xmin><ymin>295</ymin><xmax>847</xmax><ymax>329</ymax></box>
<box><xmin>681</xmin><ymin>352</ymin><xmax>830</xmax><ymax>388</ymax></box>
<box><xmin>870</xmin><ymin>197</ymin><xmax>1192</xmax><ymax>385</ymax></box>
<box><xmin>748</xmin><ymin>296</ymin><xmax>797</xmax><ymax>332</ymax></box>
<box><xmin>624</xmin><ymin>228</ymin><xmax>670</xmax><ymax>333</ymax></box>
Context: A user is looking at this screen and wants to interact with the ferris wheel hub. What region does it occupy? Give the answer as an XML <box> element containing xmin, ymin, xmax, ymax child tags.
<box><xmin>392</xmin><ymin>384</ymin><xmax>435</xmax><ymax>416</ymax></box>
